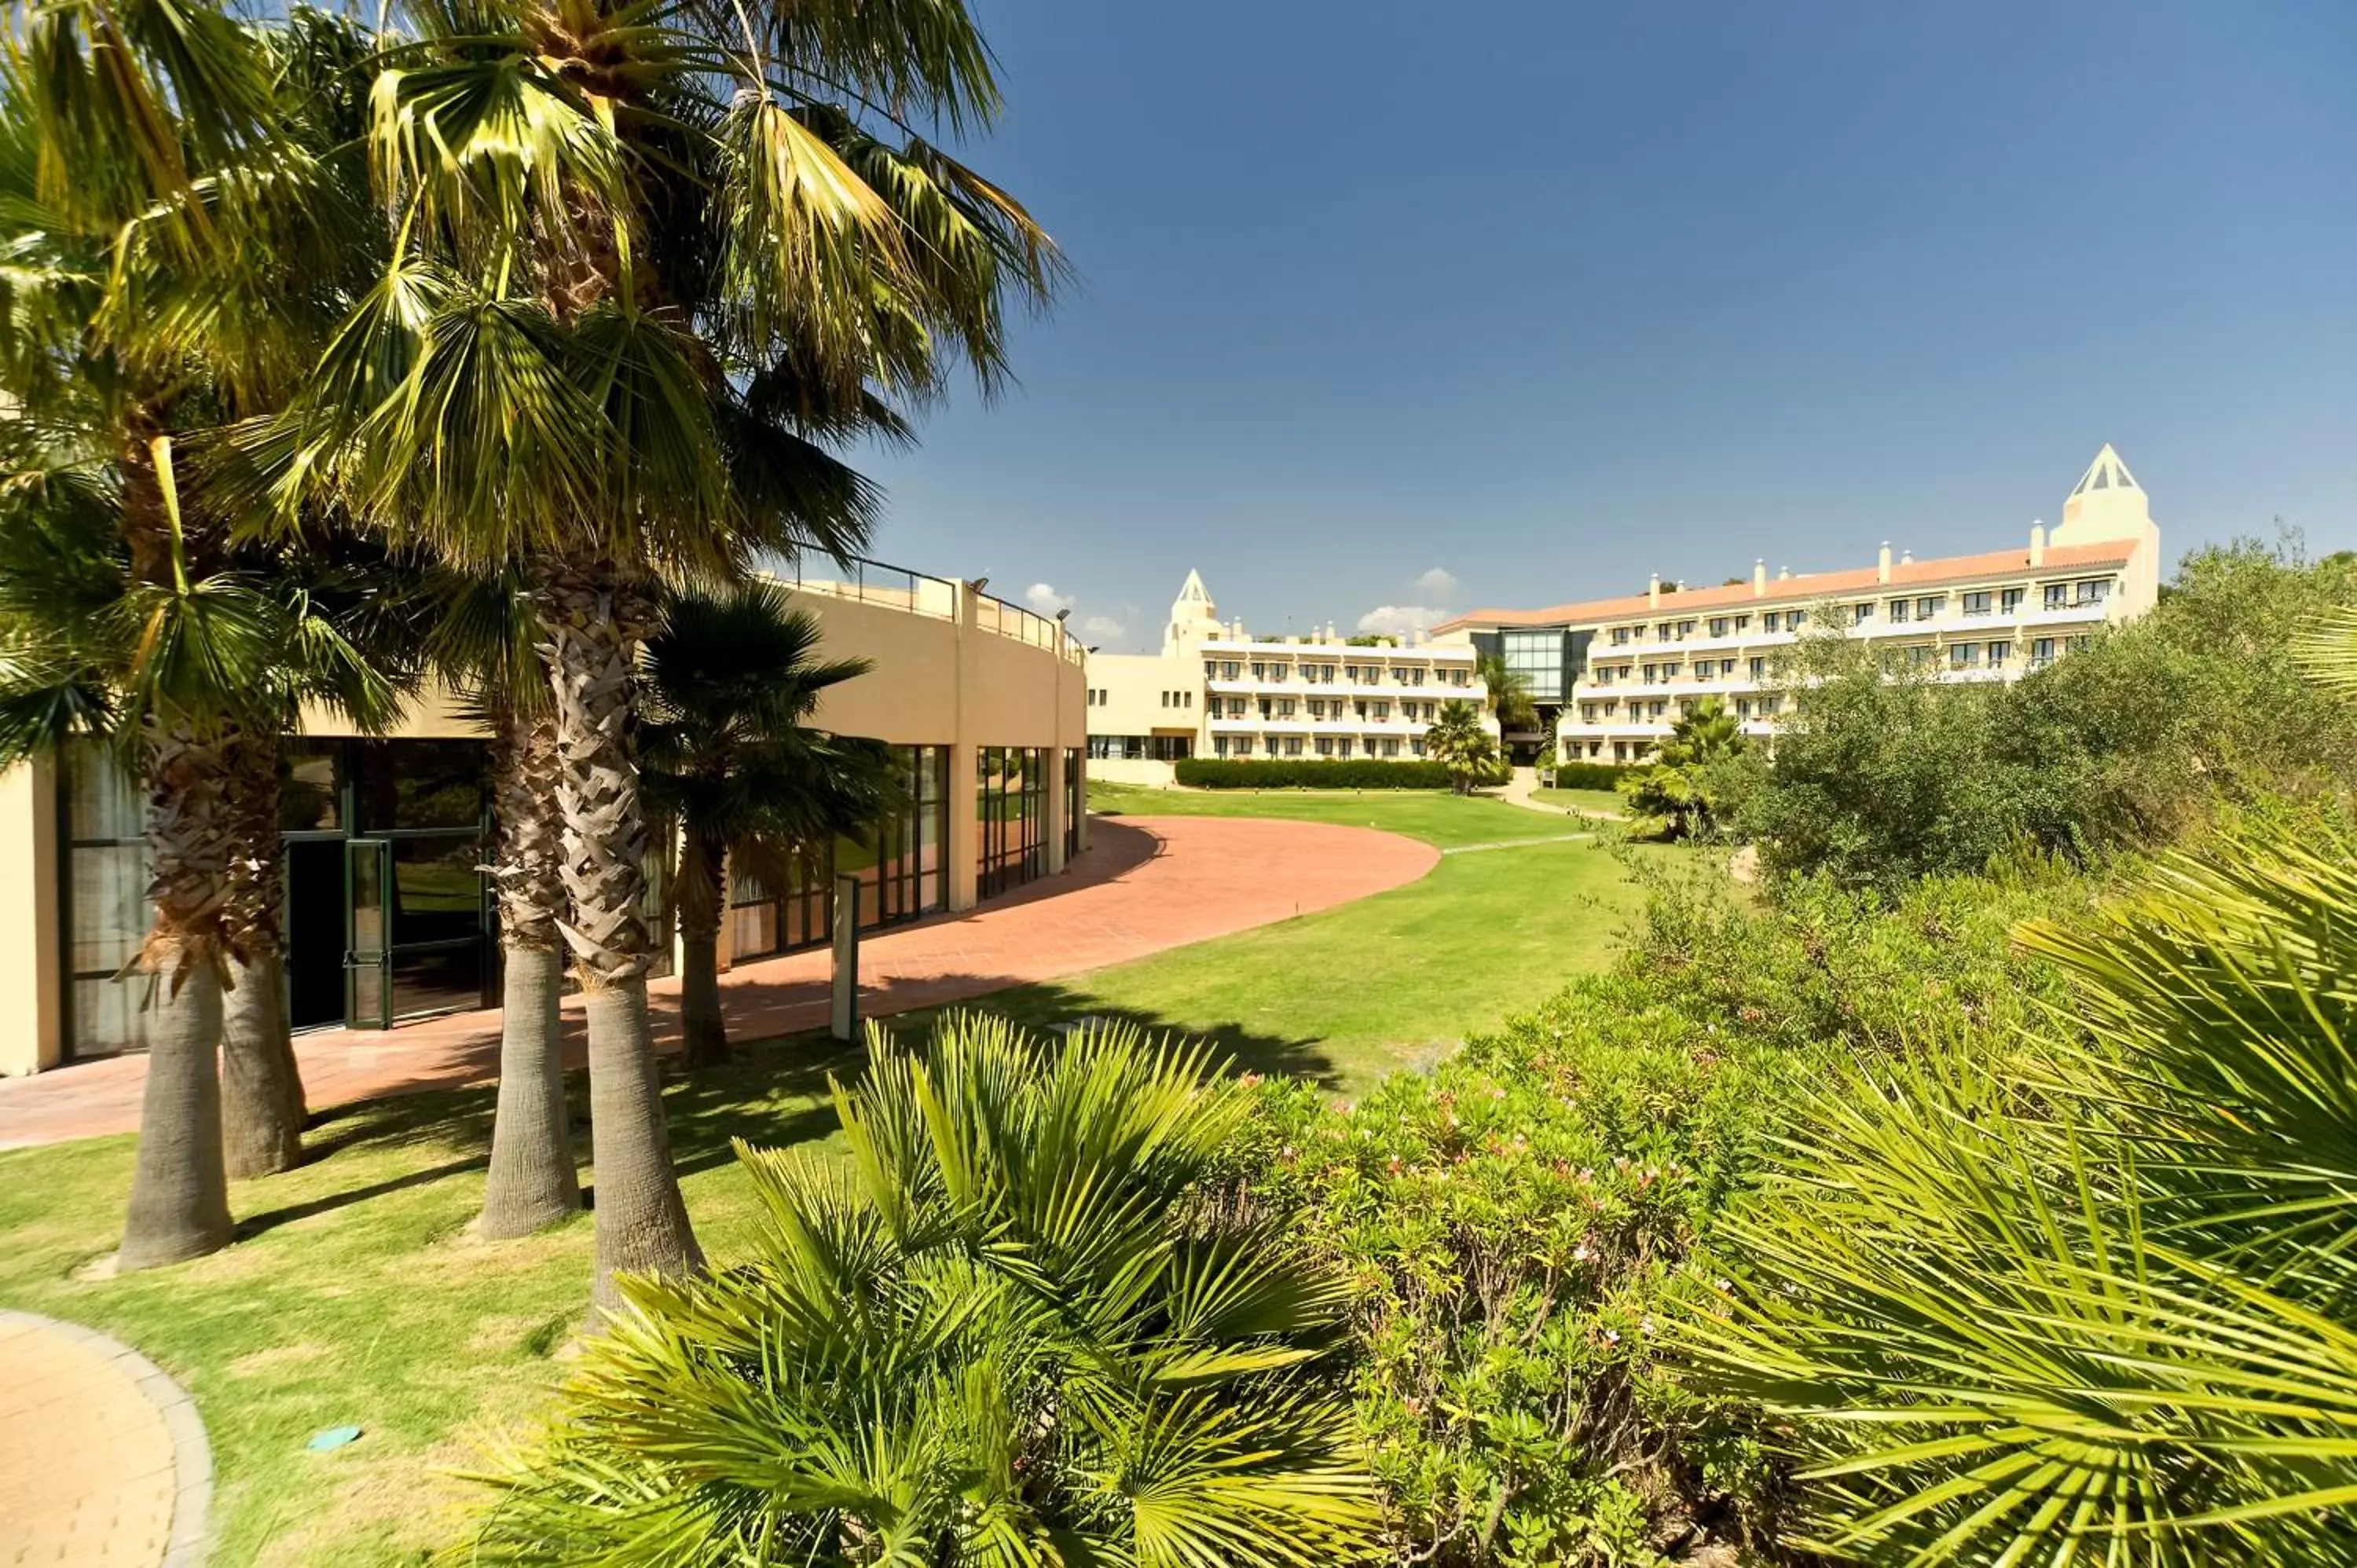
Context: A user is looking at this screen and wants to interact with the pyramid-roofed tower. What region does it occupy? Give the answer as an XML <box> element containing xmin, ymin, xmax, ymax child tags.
<box><xmin>2054</xmin><ymin>443</ymin><xmax>2154</xmax><ymax>544</ymax></box>
<box><xmin>1163</xmin><ymin>569</ymin><xmax>1222</xmax><ymax>657</ymax></box>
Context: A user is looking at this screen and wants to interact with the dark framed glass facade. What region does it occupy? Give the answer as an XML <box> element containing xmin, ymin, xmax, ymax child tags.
<box><xmin>1064</xmin><ymin>749</ymin><xmax>1082</xmax><ymax>863</ymax></box>
<box><xmin>727</xmin><ymin>745</ymin><xmax>951</xmax><ymax>963</ymax></box>
<box><xmin>60</xmin><ymin>738</ymin><xmax>495</xmax><ymax>1059</ymax></box>
<box><xmin>977</xmin><ymin>746</ymin><xmax>1047</xmax><ymax>899</ymax></box>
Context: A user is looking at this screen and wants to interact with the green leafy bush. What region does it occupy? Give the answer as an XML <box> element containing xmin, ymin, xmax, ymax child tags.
<box><xmin>1222</xmin><ymin>848</ymin><xmax>2099</xmax><ymax>1565</ymax></box>
<box><xmin>467</xmin><ymin>1015</ymin><xmax>1377</xmax><ymax>1565</ymax></box>
<box><xmin>1547</xmin><ymin>761</ymin><xmax>1630</xmax><ymax>790</ymax></box>
<box><xmin>1740</xmin><ymin>540</ymin><xmax>2357</xmax><ymax>890</ymax></box>
<box><xmin>1177</xmin><ymin>757</ymin><xmax>1453</xmax><ymax>789</ymax></box>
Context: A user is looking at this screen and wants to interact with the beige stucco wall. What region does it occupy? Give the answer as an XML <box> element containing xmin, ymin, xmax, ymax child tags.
<box><xmin>0</xmin><ymin>757</ymin><xmax>61</xmax><ymax>1077</ymax></box>
<box><xmin>1090</xmin><ymin>650</ymin><xmax>1203</xmax><ymax>745</ymax></box>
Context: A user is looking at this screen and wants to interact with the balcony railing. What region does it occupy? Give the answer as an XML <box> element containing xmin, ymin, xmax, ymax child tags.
<box><xmin>771</xmin><ymin>552</ymin><xmax>1086</xmax><ymax>664</ymax></box>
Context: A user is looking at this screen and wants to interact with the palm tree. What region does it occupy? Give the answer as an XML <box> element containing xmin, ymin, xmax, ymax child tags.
<box><xmin>0</xmin><ymin>6</ymin><xmax>394</xmax><ymax>1258</ymax></box>
<box><xmin>1476</xmin><ymin>650</ymin><xmax>1538</xmax><ymax>734</ymax></box>
<box><xmin>1424</xmin><ymin>698</ymin><xmax>1499</xmax><ymax>794</ymax></box>
<box><xmin>465</xmin><ymin>1014</ymin><xmax>1379</xmax><ymax>1564</ymax></box>
<box><xmin>1680</xmin><ymin>822</ymin><xmax>2357</xmax><ymax>1563</ymax></box>
<box><xmin>1617</xmin><ymin>698</ymin><xmax>1747</xmax><ymax>839</ymax></box>
<box><xmin>428</xmin><ymin>568</ymin><xmax>581</xmax><ymax>1240</ymax></box>
<box><xmin>273</xmin><ymin>0</ymin><xmax>1059</xmax><ymax>1310</ymax></box>
<box><xmin>640</xmin><ymin>582</ymin><xmax>900</xmax><ymax>1068</ymax></box>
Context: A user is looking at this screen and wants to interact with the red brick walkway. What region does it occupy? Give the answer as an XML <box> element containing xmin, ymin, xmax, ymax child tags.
<box><xmin>0</xmin><ymin>816</ymin><xmax>1435</xmax><ymax>1149</ymax></box>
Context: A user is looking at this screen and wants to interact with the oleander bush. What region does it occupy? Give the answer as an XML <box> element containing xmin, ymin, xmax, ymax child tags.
<box><xmin>1222</xmin><ymin>847</ymin><xmax>2102</xmax><ymax>1566</ymax></box>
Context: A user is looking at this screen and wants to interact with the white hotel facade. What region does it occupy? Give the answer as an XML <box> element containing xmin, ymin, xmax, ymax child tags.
<box><xmin>1083</xmin><ymin>571</ymin><xmax>1493</xmax><ymax>783</ymax></box>
<box><xmin>1437</xmin><ymin>445</ymin><xmax>2165</xmax><ymax>764</ymax></box>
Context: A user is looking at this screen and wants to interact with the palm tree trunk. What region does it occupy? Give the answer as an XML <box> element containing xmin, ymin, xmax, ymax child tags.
<box><xmin>537</xmin><ymin>568</ymin><xmax>699</xmax><ymax>1313</ymax></box>
<box><xmin>676</xmin><ymin>825</ymin><xmax>728</xmax><ymax>1070</ymax></box>
<box><xmin>479</xmin><ymin>703</ymin><xmax>581</xmax><ymax>1240</ymax></box>
<box><xmin>118</xmin><ymin>715</ymin><xmax>238</xmax><ymax>1271</ymax></box>
<box><xmin>222</xmin><ymin>733</ymin><xmax>303</xmax><ymax>1178</ymax></box>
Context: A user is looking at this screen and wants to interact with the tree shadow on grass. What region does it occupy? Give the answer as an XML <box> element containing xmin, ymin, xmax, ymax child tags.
<box><xmin>250</xmin><ymin>965</ymin><xmax>1336</xmax><ymax>1235</ymax></box>
<box><xmin>736</xmin><ymin>974</ymin><xmax>1347</xmax><ymax>1091</ymax></box>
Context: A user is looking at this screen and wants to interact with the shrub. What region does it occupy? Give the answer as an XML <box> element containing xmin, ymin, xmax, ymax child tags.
<box><xmin>1176</xmin><ymin>757</ymin><xmax>1453</xmax><ymax>789</ymax></box>
<box><xmin>1680</xmin><ymin>824</ymin><xmax>2357</xmax><ymax>1565</ymax></box>
<box><xmin>467</xmin><ymin>1015</ymin><xmax>1377</xmax><ymax>1565</ymax></box>
<box><xmin>1225</xmin><ymin>848</ymin><xmax>2100</xmax><ymax>1565</ymax></box>
<box><xmin>1549</xmin><ymin>760</ymin><xmax>1631</xmax><ymax>790</ymax></box>
<box><xmin>1740</xmin><ymin>540</ymin><xmax>2357</xmax><ymax>890</ymax></box>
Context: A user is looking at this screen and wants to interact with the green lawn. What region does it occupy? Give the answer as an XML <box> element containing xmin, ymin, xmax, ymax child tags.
<box><xmin>925</xmin><ymin>782</ymin><xmax>1670</xmax><ymax>1088</ymax></box>
<box><xmin>1532</xmin><ymin>785</ymin><xmax>1626</xmax><ymax>815</ymax></box>
<box><xmin>0</xmin><ymin>786</ymin><xmax>1676</xmax><ymax>1564</ymax></box>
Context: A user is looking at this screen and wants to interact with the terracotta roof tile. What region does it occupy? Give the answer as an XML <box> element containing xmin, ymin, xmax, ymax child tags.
<box><xmin>1438</xmin><ymin>538</ymin><xmax>2138</xmax><ymax>631</ymax></box>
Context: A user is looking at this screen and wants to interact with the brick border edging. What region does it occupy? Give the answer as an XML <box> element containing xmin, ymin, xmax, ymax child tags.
<box><xmin>0</xmin><ymin>1309</ymin><xmax>212</xmax><ymax>1567</ymax></box>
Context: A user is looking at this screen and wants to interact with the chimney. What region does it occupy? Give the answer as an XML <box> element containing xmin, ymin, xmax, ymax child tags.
<box><xmin>1877</xmin><ymin>542</ymin><xmax>1893</xmax><ymax>584</ymax></box>
<box><xmin>1778</xmin><ymin>565</ymin><xmax>1792</xmax><ymax>582</ymax></box>
<box><xmin>1325</xmin><ymin>621</ymin><xmax>1337</xmax><ymax>642</ymax></box>
<box><xmin>1752</xmin><ymin>559</ymin><xmax>1767</xmax><ymax>597</ymax></box>
<box><xmin>1647</xmin><ymin>572</ymin><xmax>1662</xmax><ymax>609</ymax></box>
<box><xmin>1901</xmin><ymin>549</ymin><xmax>1914</xmax><ymax>566</ymax></box>
<box><xmin>2029</xmin><ymin>520</ymin><xmax>2047</xmax><ymax>567</ymax></box>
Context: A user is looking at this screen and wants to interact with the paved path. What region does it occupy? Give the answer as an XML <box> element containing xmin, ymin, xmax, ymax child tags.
<box><xmin>0</xmin><ymin>1311</ymin><xmax>210</xmax><ymax>1566</ymax></box>
<box><xmin>1493</xmin><ymin>765</ymin><xmax>1624</xmax><ymax>820</ymax></box>
<box><xmin>0</xmin><ymin>815</ymin><xmax>1437</xmax><ymax>1148</ymax></box>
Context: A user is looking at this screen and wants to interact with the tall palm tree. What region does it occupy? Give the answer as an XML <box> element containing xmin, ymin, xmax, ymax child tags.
<box><xmin>641</xmin><ymin>581</ymin><xmax>900</xmax><ymax>1068</ymax></box>
<box><xmin>1476</xmin><ymin>650</ymin><xmax>1538</xmax><ymax>734</ymax></box>
<box><xmin>465</xmin><ymin>1014</ymin><xmax>1378</xmax><ymax>1564</ymax></box>
<box><xmin>429</xmin><ymin>567</ymin><xmax>581</xmax><ymax>1240</ymax></box>
<box><xmin>1424</xmin><ymin>698</ymin><xmax>1499</xmax><ymax>794</ymax></box>
<box><xmin>0</xmin><ymin>5</ymin><xmax>394</xmax><ymax>1259</ymax></box>
<box><xmin>273</xmin><ymin>0</ymin><xmax>1059</xmax><ymax>1309</ymax></box>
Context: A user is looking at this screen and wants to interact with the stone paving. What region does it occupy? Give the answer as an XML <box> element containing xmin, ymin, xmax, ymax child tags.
<box><xmin>0</xmin><ymin>815</ymin><xmax>1439</xmax><ymax>1149</ymax></box>
<box><xmin>0</xmin><ymin>1311</ymin><xmax>210</xmax><ymax>1567</ymax></box>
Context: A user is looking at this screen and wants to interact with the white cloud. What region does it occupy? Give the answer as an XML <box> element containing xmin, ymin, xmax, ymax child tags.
<box><xmin>1080</xmin><ymin>614</ymin><xmax>1125</xmax><ymax>639</ymax></box>
<box><xmin>1023</xmin><ymin>581</ymin><xmax>1076</xmax><ymax>617</ymax></box>
<box><xmin>1413</xmin><ymin>566</ymin><xmax>1458</xmax><ymax>599</ymax></box>
<box><xmin>1355</xmin><ymin>605</ymin><xmax>1452</xmax><ymax>639</ymax></box>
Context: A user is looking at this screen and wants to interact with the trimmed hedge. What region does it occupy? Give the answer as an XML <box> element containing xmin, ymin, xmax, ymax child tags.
<box><xmin>1547</xmin><ymin>760</ymin><xmax>1632</xmax><ymax>790</ymax></box>
<box><xmin>1175</xmin><ymin>758</ymin><xmax>1453</xmax><ymax>790</ymax></box>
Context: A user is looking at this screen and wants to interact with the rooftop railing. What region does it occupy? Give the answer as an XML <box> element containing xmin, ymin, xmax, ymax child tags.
<box><xmin>768</xmin><ymin>554</ymin><xmax>1087</xmax><ymax>665</ymax></box>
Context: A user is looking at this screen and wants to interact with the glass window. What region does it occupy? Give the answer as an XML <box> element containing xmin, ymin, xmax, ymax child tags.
<box><xmin>1962</xmin><ymin>591</ymin><xmax>1992</xmax><ymax>616</ymax></box>
<box><xmin>2044</xmin><ymin>584</ymin><xmax>2069</xmax><ymax>610</ymax></box>
<box><xmin>282</xmin><ymin>743</ymin><xmax>342</xmax><ymax>830</ymax></box>
<box><xmin>1889</xmin><ymin>599</ymin><xmax>1909</xmax><ymax>623</ymax></box>
<box><xmin>355</xmin><ymin>739</ymin><xmax>483</xmax><ymax>830</ymax></box>
<box><xmin>392</xmin><ymin>836</ymin><xmax>486</xmax><ymax>947</ymax></box>
<box><xmin>1763</xmin><ymin>612</ymin><xmax>1781</xmax><ymax>632</ymax></box>
<box><xmin>1988</xmin><ymin>640</ymin><xmax>2011</xmax><ymax>663</ymax></box>
<box><xmin>2001</xmin><ymin>588</ymin><xmax>2025</xmax><ymax>613</ymax></box>
<box><xmin>1915</xmin><ymin>596</ymin><xmax>1946</xmax><ymax>619</ymax></box>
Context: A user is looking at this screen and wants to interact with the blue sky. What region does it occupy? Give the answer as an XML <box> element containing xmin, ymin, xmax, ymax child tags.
<box><xmin>851</xmin><ymin>1</ymin><xmax>2357</xmax><ymax>651</ymax></box>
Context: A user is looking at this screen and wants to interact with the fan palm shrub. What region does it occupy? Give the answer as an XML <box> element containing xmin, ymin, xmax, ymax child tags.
<box><xmin>0</xmin><ymin>5</ymin><xmax>401</xmax><ymax>1253</ymax></box>
<box><xmin>1679</xmin><ymin>821</ymin><xmax>2357</xmax><ymax>1565</ymax></box>
<box><xmin>1617</xmin><ymin>698</ymin><xmax>1749</xmax><ymax>841</ymax></box>
<box><xmin>271</xmin><ymin>0</ymin><xmax>1057</xmax><ymax>1310</ymax></box>
<box><xmin>465</xmin><ymin>1013</ymin><xmax>1379</xmax><ymax>1565</ymax></box>
<box><xmin>640</xmin><ymin>581</ymin><xmax>901</xmax><ymax>1068</ymax></box>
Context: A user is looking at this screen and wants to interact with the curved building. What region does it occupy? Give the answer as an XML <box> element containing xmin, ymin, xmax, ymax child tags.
<box><xmin>0</xmin><ymin>560</ymin><xmax>1088</xmax><ymax>1074</ymax></box>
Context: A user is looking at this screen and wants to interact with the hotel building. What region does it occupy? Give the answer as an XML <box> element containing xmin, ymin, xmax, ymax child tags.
<box><xmin>0</xmin><ymin>559</ymin><xmax>1089</xmax><ymax>1076</ymax></box>
<box><xmin>1437</xmin><ymin>445</ymin><xmax>2164</xmax><ymax>764</ymax></box>
<box><xmin>1086</xmin><ymin>571</ymin><xmax>1494</xmax><ymax>783</ymax></box>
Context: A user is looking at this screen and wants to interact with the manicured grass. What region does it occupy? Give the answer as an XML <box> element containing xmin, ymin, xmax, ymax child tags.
<box><xmin>0</xmin><ymin>1050</ymin><xmax>856</xmax><ymax>1566</ymax></box>
<box><xmin>1534</xmin><ymin>785</ymin><xmax>1626</xmax><ymax>815</ymax></box>
<box><xmin>0</xmin><ymin>786</ymin><xmax>1679</xmax><ymax>1563</ymax></box>
<box><xmin>1085</xmin><ymin>781</ymin><xmax>1583</xmax><ymax>849</ymax></box>
<box><xmin>897</xmin><ymin>782</ymin><xmax>1673</xmax><ymax>1089</ymax></box>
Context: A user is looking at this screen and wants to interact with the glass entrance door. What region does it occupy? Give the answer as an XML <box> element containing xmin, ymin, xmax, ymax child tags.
<box><xmin>346</xmin><ymin>837</ymin><xmax>392</xmax><ymax>1030</ymax></box>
